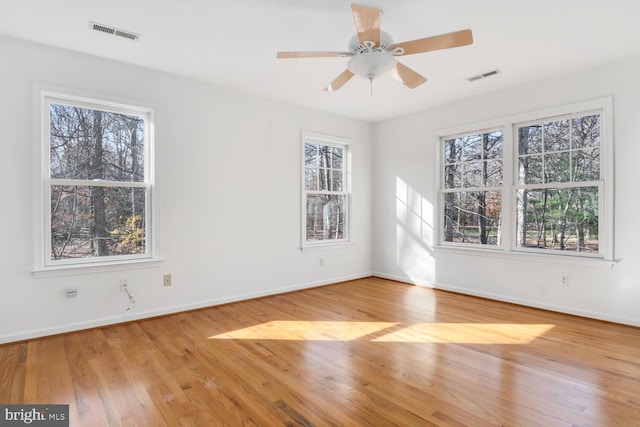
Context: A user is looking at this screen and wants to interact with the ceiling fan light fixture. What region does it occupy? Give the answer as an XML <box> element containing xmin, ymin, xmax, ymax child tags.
<box><xmin>347</xmin><ymin>51</ymin><xmax>397</xmax><ymax>79</ymax></box>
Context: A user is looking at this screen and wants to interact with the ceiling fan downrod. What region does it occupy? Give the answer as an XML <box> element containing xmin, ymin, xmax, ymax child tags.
<box><xmin>369</xmin><ymin>74</ymin><xmax>374</xmax><ymax>98</ymax></box>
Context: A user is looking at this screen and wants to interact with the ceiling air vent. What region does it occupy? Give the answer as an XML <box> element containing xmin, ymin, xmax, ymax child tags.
<box><xmin>89</xmin><ymin>21</ymin><xmax>140</xmax><ymax>41</ymax></box>
<box><xmin>467</xmin><ymin>69</ymin><xmax>500</xmax><ymax>82</ymax></box>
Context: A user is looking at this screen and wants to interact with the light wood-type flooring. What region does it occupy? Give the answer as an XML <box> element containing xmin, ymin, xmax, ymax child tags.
<box><xmin>1</xmin><ymin>277</ymin><xmax>639</xmax><ymax>426</ymax></box>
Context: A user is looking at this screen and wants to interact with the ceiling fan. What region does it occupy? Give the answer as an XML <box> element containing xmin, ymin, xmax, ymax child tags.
<box><xmin>277</xmin><ymin>3</ymin><xmax>473</xmax><ymax>92</ymax></box>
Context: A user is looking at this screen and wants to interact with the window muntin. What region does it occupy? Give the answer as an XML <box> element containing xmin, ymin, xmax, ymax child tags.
<box><xmin>442</xmin><ymin>130</ymin><xmax>504</xmax><ymax>246</ymax></box>
<box><xmin>302</xmin><ymin>133</ymin><xmax>350</xmax><ymax>246</ymax></box>
<box><xmin>43</xmin><ymin>95</ymin><xmax>152</xmax><ymax>267</ymax></box>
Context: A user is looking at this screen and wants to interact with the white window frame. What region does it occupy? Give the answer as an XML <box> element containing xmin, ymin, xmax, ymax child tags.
<box><xmin>435</xmin><ymin>97</ymin><xmax>614</xmax><ymax>262</ymax></box>
<box><xmin>36</xmin><ymin>91</ymin><xmax>155</xmax><ymax>271</ymax></box>
<box><xmin>301</xmin><ymin>131</ymin><xmax>351</xmax><ymax>249</ymax></box>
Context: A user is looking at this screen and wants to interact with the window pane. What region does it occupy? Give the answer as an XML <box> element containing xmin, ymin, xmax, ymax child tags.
<box><xmin>545</xmin><ymin>152</ymin><xmax>571</xmax><ymax>183</ymax></box>
<box><xmin>463</xmin><ymin>161</ymin><xmax>483</xmax><ymax>187</ymax></box>
<box><xmin>444</xmin><ymin>138</ymin><xmax>462</xmax><ymax>163</ymax></box>
<box><xmin>444</xmin><ymin>164</ymin><xmax>462</xmax><ymax>189</ymax></box>
<box><xmin>573</xmin><ymin>148</ymin><xmax>600</xmax><ymax>181</ymax></box>
<box><xmin>330</xmin><ymin>146</ymin><xmax>344</xmax><ymax>169</ymax></box>
<box><xmin>485</xmin><ymin>132</ymin><xmax>504</xmax><ymax>159</ymax></box>
<box><xmin>461</xmin><ymin>135</ymin><xmax>482</xmax><ymax>162</ymax></box>
<box><xmin>516</xmin><ymin>187</ymin><xmax>598</xmax><ymax>253</ymax></box>
<box><xmin>305</xmin><ymin>167</ymin><xmax>318</xmax><ymax>191</ymax></box>
<box><xmin>442</xmin><ymin>191</ymin><xmax>501</xmax><ymax>245</ymax></box>
<box><xmin>306</xmin><ymin>194</ymin><xmax>346</xmax><ymax>241</ymax></box>
<box><xmin>317</xmin><ymin>145</ymin><xmax>334</xmax><ymax>168</ymax></box>
<box><xmin>518</xmin><ymin>125</ymin><xmax>542</xmax><ymax>155</ymax></box>
<box><xmin>315</xmin><ymin>168</ymin><xmax>342</xmax><ymax>191</ymax></box>
<box><xmin>544</xmin><ymin>119</ymin><xmax>570</xmax><ymax>152</ymax></box>
<box><xmin>305</xmin><ymin>143</ymin><xmax>319</xmax><ymax>167</ymax></box>
<box><xmin>331</xmin><ymin>170</ymin><xmax>344</xmax><ymax>191</ymax></box>
<box><xmin>571</xmin><ymin>115</ymin><xmax>600</xmax><ymax>149</ymax></box>
<box><xmin>50</xmin><ymin>185</ymin><xmax>147</xmax><ymax>260</ymax></box>
<box><xmin>49</xmin><ymin>104</ymin><xmax>145</xmax><ymax>182</ymax></box>
<box><xmin>485</xmin><ymin>160</ymin><xmax>503</xmax><ymax>187</ymax></box>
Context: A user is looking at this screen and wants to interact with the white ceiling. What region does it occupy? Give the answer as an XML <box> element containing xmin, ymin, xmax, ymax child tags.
<box><xmin>2</xmin><ymin>0</ymin><xmax>640</xmax><ymax>122</ymax></box>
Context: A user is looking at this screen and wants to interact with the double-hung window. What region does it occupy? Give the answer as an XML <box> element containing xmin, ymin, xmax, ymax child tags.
<box><xmin>437</xmin><ymin>98</ymin><xmax>612</xmax><ymax>260</ymax></box>
<box><xmin>442</xmin><ymin>130</ymin><xmax>504</xmax><ymax>246</ymax></box>
<box><xmin>302</xmin><ymin>132</ymin><xmax>350</xmax><ymax>247</ymax></box>
<box><xmin>515</xmin><ymin>113</ymin><xmax>601</xmax><ymax>254</ymax></box>
<box><xmin>40</xmin><ymin>93</ymin><xmax>153</xmax><ymax>268</ymax></box>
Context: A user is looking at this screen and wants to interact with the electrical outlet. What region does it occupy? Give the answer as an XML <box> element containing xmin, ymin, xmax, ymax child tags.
<box><xmin>560</xmin><ymin>276</ymin><xmax>569</xmax><ymax>286</ymax></box>
<box><xmin>319</xmin><ymin>257</ymin><xmax>324</xmax><ymax>266</ymax></box>
<box><xmin>163</xmin><ymin>274</ymin><xmax>172</xmax><ymax>286</ymax></box>
<box><xmin>120</xmin><ymin>279</ymin><xmax>128</xmax><ymax>292</ymax></box>
<box><xmin>65</xmin><ymin>287</ymin><xmax>78</xmax><ymax>298</ymax></box>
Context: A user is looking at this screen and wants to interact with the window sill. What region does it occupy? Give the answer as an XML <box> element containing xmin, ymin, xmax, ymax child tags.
<box><xmin>432</xmin><ymin>245</ymin><xmax>617</xmax><ymax>269</ymax></box>
<box><xmin>32</xmin><ymin>258</ymin><xmax>164</xmax><ymax>278</ymax></box>
<box><xmin>300</xmin><ymin>241</ymin><xmax>355</xmax><ymax>252</ymax></box>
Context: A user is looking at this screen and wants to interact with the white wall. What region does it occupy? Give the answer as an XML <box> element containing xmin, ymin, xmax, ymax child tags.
<box><xmin>373</xmin><ymin>55</ymin><xmax>640</xmax><ymax>326</ymax></box>
<box><xmin>0</xmin><ymin>35</ymin><xmax>373</xmax><ymax>343</ymax></box>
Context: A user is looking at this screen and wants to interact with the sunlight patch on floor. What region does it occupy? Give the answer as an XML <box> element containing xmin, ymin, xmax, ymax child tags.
<box><xmin>209</xmin><ymin>321</ymin><xmax>555</xmax><ymax>344</ymax></box>
<box><xmin>372</xmin><ymin>323</ymin><xmax>556</xmax><ymax>344</ymax></box>
<box><xmin>210</xmin><ymin>321</ymin><xmax>398</xmax><ymax>341</ymax></box>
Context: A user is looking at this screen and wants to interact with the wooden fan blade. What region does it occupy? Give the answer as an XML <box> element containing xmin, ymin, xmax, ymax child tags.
<box><xmin>352</xmin><ymin>4</ymin><xmax>381</xmax><ymax>46</ymax></box>
<box><xmin>324</xmin><ymin>69</ymin><xmax>355</xmax><ymax>92</ymax></box>
<box><xmin>277</xmin><ymin>51</ymin><xmax>352</xmax><ymax>59</ymax></box>
<box><xmin>389</xmin><ymin>29</ymin><xmax>473</xmax><ymax>56</ymax></box>
<box><xmin>389</xmin><ymin>62</ymin><xmax>427</xmax><ymax>89</ymax></box>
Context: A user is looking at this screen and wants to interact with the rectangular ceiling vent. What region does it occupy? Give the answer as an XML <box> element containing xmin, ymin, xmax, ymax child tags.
<box><xmin>89</xmin><ymin>21</ymin><xmax>140</xmax><ymax>41</ymax></box>
<box><xmin>467</xmin><ymin>69</ymin><xmax>500</xmax><ymax>82</ymax></box>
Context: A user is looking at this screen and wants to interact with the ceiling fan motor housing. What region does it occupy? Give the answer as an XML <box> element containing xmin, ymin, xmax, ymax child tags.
<box><xmin>347</xmin><ymin>31</ymin><xmax>398</xmax><ymax>78</ymax></box>
<box><xmin>348</xmin><ymin>51</ymin><xmax>397</xmax><ymax>79</ymax></box>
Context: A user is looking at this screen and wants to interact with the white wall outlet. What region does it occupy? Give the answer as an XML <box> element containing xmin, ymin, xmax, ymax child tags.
<box><xmin>65</xmin><ymin>287</ymin><xmax>78</xmax><ymax>298</ymax></box>
<box><xmin>560</xmin><ymin>276</ymin><xmax>569</xmax><ymax>286</ymax></box>
<box><xmin>120</xmin><ymin>279</ymin><xmax>129</xmax><ymax>292</ymax></box>
<box><xmin>319</xmin><ymin>257</ymin><xmax>324</xmax><ymax>266</ymax></box>
<box><xmin>163</xmin><ymin>274</ymin><xmax>172</xmax><ymax>286</ymax></box>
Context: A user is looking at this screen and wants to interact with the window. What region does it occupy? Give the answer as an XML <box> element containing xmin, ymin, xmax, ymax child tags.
<box><xmin>516</xmin><ymin>114</ymin><xmax>601</xmax><ymax>254</ymax></box>
<box><xmin>302</xmin><ymin>132</ymin><xmax>350</xmax><ymax>247</ymax></box>
<box><xmin>40</xmin><ymin>93</ymin><xmax>153</xmax><ymax>267</ymax></box>
<box><xmin>437</xmin><ymin>98</ymin><xmax>612</xmax><ymax>260</ymax></box>
<box><xmin>443</xmin><ymin>130</ymin><xmax>504</xmax><ymax>246</ymax></box>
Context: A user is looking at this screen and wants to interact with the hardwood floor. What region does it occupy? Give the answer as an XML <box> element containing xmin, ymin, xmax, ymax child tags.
<box><xmin>1</xmin><ymin>277</ymin><xmax>639</xmax><ymax>426</ymax></box>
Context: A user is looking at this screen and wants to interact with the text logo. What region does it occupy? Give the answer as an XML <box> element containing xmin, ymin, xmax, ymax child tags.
<box><xmin>0</xmin><ymin>405</ymin><xmax>68</xmax><ymax>426</ymax></box>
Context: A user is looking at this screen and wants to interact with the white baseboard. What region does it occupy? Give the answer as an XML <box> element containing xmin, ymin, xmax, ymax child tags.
<box><xmin>373</xmin><ymin>272</ymin><xmax>640</xmax><ymax>327</ymax></box>
<box><xmin>0</xmin><ymin>272</ymin><xmax>372</xmax><ymax>344</ymax></box>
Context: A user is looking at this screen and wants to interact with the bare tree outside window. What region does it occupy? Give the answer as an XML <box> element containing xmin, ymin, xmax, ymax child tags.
<box><xmin>442</xmin><ymin>130</ymin><xmax>503</xmax><ymax>246</ymax></box>
<box><xmin>303</xmin><ymin>137</ymin><xmax>349</xmax><ymax>244</ymax></box>
<box><xmin>46</xmin><ymin>98</ymin><xmax>150</xmax><ymax>264</ymax></box>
